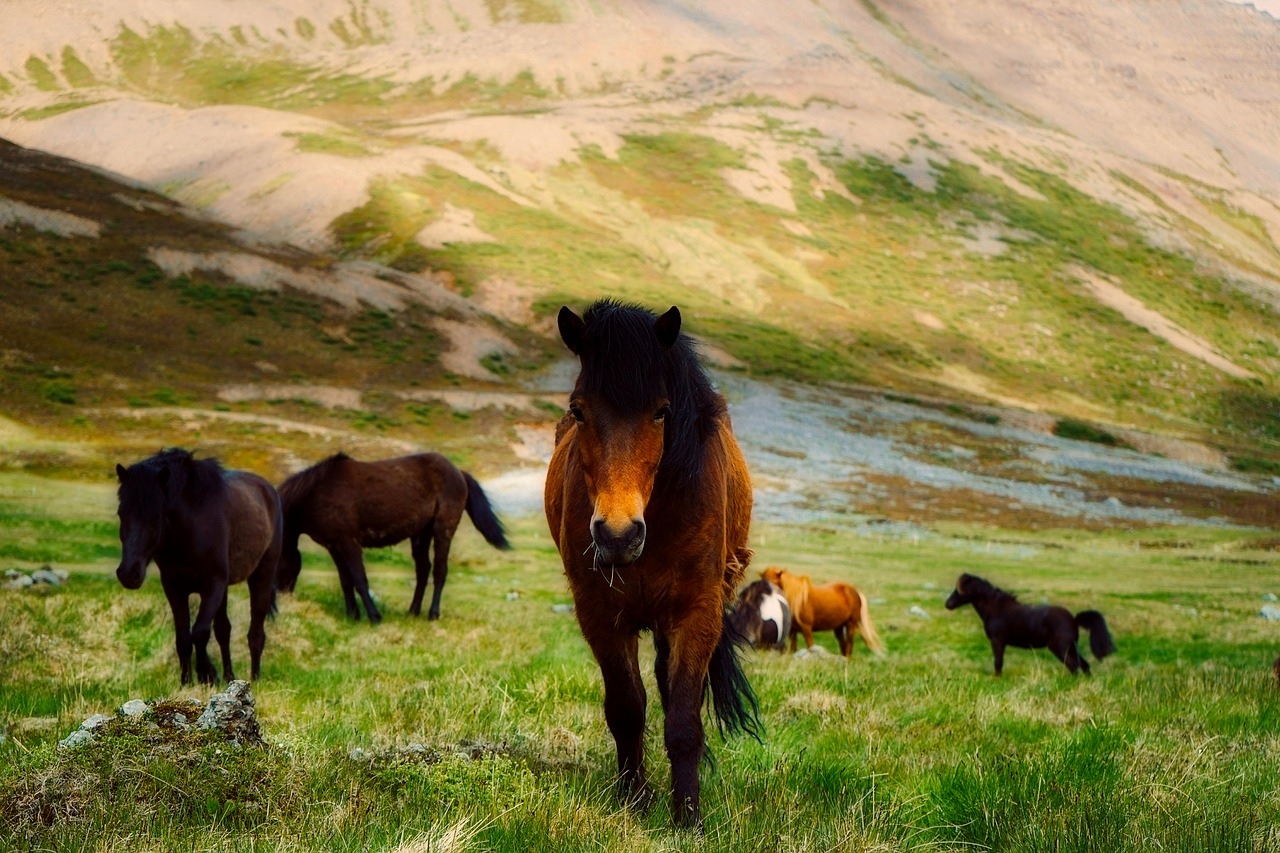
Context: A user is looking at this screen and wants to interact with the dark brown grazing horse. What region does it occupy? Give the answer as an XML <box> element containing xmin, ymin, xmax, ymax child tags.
<box><xmin>545</xmin><ymin>300</ymin><xmax>760</xmax><ymax>830</ymax></box>
<box><xmin>115</xmin><ymin>449</ymin><xmax>282</xmax><ymax>685</ymax></box>
<box><xmin>276</xmin><ymin>452</ymin><xmax>509</xmax><ymax>623</ymax></box>
<box><xmin>945</xmin><ymin>573</ymin><xmax>1115</xmax><ymax>675</ymax></box>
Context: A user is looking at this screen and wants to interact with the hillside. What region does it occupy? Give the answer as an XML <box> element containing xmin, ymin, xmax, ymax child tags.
<box><xmin>0</xmin><ymin>0</ymin><xmax>1278</xmax><ymax>524</ymax></box>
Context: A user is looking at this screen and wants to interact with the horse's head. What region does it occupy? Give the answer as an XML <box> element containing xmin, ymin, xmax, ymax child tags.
<box><xmin>558</xmin><ymin>301</ymin><xmax>684</xmax><ymax>567</ymax></box>
<box><xmin>761</xmin><ymin>566</ymin><xmax>786</xmax><ymax>588</ymax></box>
<box><xmin>945</xmin><ymin>573</ymin><xmax>988</xmax><ymax>609</ymax></box>
<box><xmin>114</xmin><ymin>460</ymin><xmax>170</xmax><ymax>589</ymax></box>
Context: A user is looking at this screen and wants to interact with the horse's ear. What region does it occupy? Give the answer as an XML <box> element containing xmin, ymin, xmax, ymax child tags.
<box><xmin>116</xmin><ymin>463</ymin><xmax>127</xmax><ymax>481</ymax></box>
<box><xmin>654</xmin><ymin>306</ymin><xmax>681</xmax><ymax>350</ymax></box>
<box><xmin>558</xmin><ymin>306</ymin><xmax>586</xmax><ymax>355</ymax></box>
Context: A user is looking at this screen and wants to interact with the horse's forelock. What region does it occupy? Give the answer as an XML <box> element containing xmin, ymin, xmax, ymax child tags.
<box><xmin>119</xmin><ymin>448</ymin><xmax>225</xmax><ymax>511</ymax></box>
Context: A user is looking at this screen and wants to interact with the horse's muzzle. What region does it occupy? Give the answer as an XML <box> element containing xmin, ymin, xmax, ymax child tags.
<box><xmin>116</xmin><ymin>563</ymin><xmax>145</xmax><ymax>590</ymax></box>
<box><xmin>944</xmin><ymin>592</ymin><xmax>962</xmax><ymax>609</ymax></box>
<box><xmin>591</xmin><ymin>517</ymin><xmax>646</xmax><ymax>567</ymax></box>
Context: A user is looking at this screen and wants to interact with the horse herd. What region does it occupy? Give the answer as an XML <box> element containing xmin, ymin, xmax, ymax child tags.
<box><xmin>111</xmin><ymin>299</ymin><xmax>1115</xmax><ymax>829</ymax></box>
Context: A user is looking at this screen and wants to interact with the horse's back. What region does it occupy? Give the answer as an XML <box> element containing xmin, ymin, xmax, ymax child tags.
<box><xmin>808</xmin><ymin>581</ymin><xmax>862</xmax><ymax>630</ymax></box>
<box><xmin>297</xmin><ymin>453</ymin><xmax>466</xmax><ymax>544</ymax></box>
<box><xmin>224</xmin><ymin>471</ymin><xmax>282</xmax><ymax>584</ymax></box>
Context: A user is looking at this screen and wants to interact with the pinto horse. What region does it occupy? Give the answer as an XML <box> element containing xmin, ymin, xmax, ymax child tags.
<box><xmin>945</xmin><ymin>573</ymin><xmax>1115</xmax><ymax>675</ymax></box>
<box><xmin>115</xmin><ymin>449</ymin><xmax>282</xmax><ymax>685</ymax></box>
<box><xmin>761</xmin><ymin>567</ymin><xmax>885</xmax><ymax>657</ymax></box>
<box><xmin>276</xmin><ymin>452</ymin><xmax>509</xmax><ymax>623</ymax></box>
<box><xmin>730</xmin><ymin>579</ymin><xmax>792</xmax><ymax>651</ymax></box>
<box><xmin>545</xmin><ymin>300</ymin><xmax>760</xmax><ymax>829</ymax></box>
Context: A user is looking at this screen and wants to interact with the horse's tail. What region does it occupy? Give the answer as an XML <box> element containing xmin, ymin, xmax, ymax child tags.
<box><xmin>708</xmin><ymin>611</ymin><xmax>763</xmax><ymax>741</ymax></box>
<box><xmin>856</xmin><ymin>591</ymin><xmax>886</xmax><ymax>656</ymax></box>
<box><xmin>1075</xmin><ymin>610</ymin><xmax>1116</xmax><ymax>660</ymax></box>
<box><xmin>463</xmin><ymin>472</ymin><xmax>511</xmax><ymax>551</ymax></box>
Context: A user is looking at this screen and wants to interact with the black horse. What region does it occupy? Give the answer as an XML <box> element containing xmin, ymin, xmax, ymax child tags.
<box><xmin>116</xmin><ymin>449</ymin><xmax>282</xmax><ymax>684</ymax></box>
<box><xmin>945</xmin><ymin>573</ymin><xmax>1115</xmax><ymax>675</ymax></box>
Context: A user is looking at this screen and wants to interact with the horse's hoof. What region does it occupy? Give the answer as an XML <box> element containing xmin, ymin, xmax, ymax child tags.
<box><xmin>427</xmin><ymin>611</ymin><xmax>440</xmax><ymax>621</ymax></box>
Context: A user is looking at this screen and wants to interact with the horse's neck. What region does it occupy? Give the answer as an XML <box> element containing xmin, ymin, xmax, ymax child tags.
<box><xmin>972</xmin><ymin>595</ymin><xmax>1010</xmax><ymax>621</ymax></box>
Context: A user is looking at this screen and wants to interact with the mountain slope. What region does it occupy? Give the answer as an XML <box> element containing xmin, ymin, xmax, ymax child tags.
<box><xmin>0</xmin><ymin>0</ymin><xmax>1278</xmax><ymax>502</ymax></box>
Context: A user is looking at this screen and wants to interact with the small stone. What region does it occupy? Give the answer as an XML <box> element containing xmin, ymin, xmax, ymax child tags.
<box><xmin>1263</xmin><ymin>593</ymin><xmax>1278</xmax><ymax>602</ymax></box>
<box><xmin>794</xmin><ymin>648</ymin><xmax>809</xmax><ymax>659</ymax></box>
<box><xmin>1260</xmin><ymin>604</ymin><xmax>1280</xmax><ymax>622</ymax></box>
<box><xmin>870</xmin><ymin>598</ymin><xmax>887</xmax><ymax>605</ymax></box>
<box><xmin>80</xmin><ymin>713</ymin><xmax>113</xmax><ymax>731</ymax></box>
<box><xmin>1103</xmin><ymin>496</ymin><xmax>1124</xmax><ymax>508</ymax></box>
<box><xmin>348</xmin><ymin>747</ymin><xmax>366</xmax><ymax>760</ymax></box>
<box><xmin>550</xmin><ymin>604</ymin><xmax>574</xmax><ymax>614</ymax></box>
<box><xmin>909</xmin><ymin>605</ymin><xmax>930</xmax><ymax>619</ymax></box>
<box><xmin>58</xmin><ymin>729</ymin><xmax>94</xmax><ymax>750</ymax></box>
<box><xmin>4</xmin><ymin>573</ymin><xmax>33</xmax><ymax>591</ymax></box>
<box><xmin>30</xmin><ymin>567</ymin><xmax>64</xmax><ymax>586</ymax></box>
<box><xmin>923</xmin><ymin>582</ymin><xmax>938</xmax><ymax>590</ymax></box>
<box><xmin>120</xmin><ymin>699</ymin><xmax>150</xmax><ymax>718</ymax></box>
<box><xmin>172</xmin><ymin>712</ymin><xmax>188</xmax><ymax>728</ymax></box>
<box><xmin>504</xmin><ymin>591</ymin><xmax>520</xmax><ymax>601</ymax></box>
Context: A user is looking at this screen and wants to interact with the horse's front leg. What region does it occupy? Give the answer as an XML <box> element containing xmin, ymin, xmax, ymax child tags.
<box><xmin>990</xmin><ymin>638</ymin><xmax>1006</xmax><ymax>676</ymax></box>
<box><xmin>161</xmin><ymin>575</ymin><xmax>193</xmax><ymax>685</ymax></box>
<box><xmin>663</xmin><ymin>607</ymin><xmax>720</xmax><ymax>830</ymax></box>
<box><xmin>192</xmin><ymin>580</ymin><xmax>229</xmax><ymax>684</ymax></box>
<box><xmin>586</xmin><ymin>627</ymin><xmax>651</xmax><ymax>808</ymax></box>
<box><xmin>214</xmin><ymin>595</ymin><xmax>236</xmax><ymax>682</ymax></box>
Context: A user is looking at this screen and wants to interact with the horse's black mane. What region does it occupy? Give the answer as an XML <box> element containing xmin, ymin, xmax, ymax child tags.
<box><xmin>279</xmin><ymin>452</ymin><xmax>350</xmax><ymax>514</ymax></box>
<box><xmin>574</xmin><ymin>299</ymin><xmax>725</xmax><ymax>484</ymax></box>
<box><xmin>119</xmin><ymin>448</ymin><xmax>226</xmax><ymax>514</ymax></box>
<box><xmin>737</xmin><ymin>579</ymin><xmax>774</xmax><ymax>608</ymax></box>
<box><xmin>961</xmin><ymin>573</ymin><xmax>1019</xmax><ymax>603</ymax></box>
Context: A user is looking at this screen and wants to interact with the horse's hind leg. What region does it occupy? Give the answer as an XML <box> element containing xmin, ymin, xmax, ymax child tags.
<box><xmin>329</xmin><ymin>541</ymin><xmax>381</xmax><ymax>624</ymax></box>
<box><xmin>246</xmin><ymin>557</ymin><xmax>275</xmax><ymax>679</ymax></box>
<box><xmin>408</xmin><ymin>529</ymin><xmax>434</xmax><ymax>617</ymax></box>
<box><xmin>836</xmin><ymin>623</ymin><xmax>852</xmax><ymax>657</ymax></box>
<box><xmin>214</xmin><ymin>596</ymin><xmax>236</xmax><ymax>683</ymax></box>
<box><xmin>424</xmin><ymin>518</ymin><xmax>457</xmax><ymax>621</ymax></box>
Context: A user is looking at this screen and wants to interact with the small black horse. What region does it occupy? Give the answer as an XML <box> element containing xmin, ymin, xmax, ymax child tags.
<box><xmin>945</xmin><ymin>573</ymin><xmax>1115</xmax><ymax>675</ymax></box>
<box><xmin>116</xmin><ymin>449</ymin><xmax>282</xmax><ymax>685</ymax></box>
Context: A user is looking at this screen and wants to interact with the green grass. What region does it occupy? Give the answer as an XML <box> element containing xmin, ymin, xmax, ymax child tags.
<box><xmin>2</xmin><ymin>474</ymin><xmax>1278</xmax><ymax>850</ymax></box>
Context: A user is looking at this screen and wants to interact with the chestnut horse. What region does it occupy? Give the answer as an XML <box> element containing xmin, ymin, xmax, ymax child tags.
<box><xmin>945</xmin><ymin>573</ymin><xmax>1115</xmax><ymax>675</ymax></box>
<box><xmin>545</xmin><ymin>300</ymin><xmax>760</xmax><ymax>829</ymax></box>
<box><xmin>761</xmin><ymin>567</ymin><xmax>885</xmax><ymax>657</ymax></box>
<box><xmin>276</xmin><ymin>452</ymin><xmax>509</xmax><ymax>623</ymax></box>
<box><xmin>115</xmin><ymin>449</ymin><xmax>282</xmax><ymax>685</ymax></box>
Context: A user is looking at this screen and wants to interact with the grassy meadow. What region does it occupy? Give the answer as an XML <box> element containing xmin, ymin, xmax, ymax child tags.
<box><xmin>2</xmin><ymin>473</ymin><xmax>1279</xmax><ymax>851</ymax></box>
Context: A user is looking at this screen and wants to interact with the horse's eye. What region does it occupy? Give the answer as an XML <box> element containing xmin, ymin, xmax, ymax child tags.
<box><xmin>569</xmin><ymin>404</ymin><xmax>585</xmax><ymax>423</ymax></box>
<box><xmin>655</xmin><ymin>404</ymin><xmax>672</xmax><ymax>423</ymax></box>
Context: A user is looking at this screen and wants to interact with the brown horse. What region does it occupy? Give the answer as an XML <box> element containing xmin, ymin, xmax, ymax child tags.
<box><xmin>545</xmin><ymin>300</ymin><xmax>760</xmax><ymax>829</ymax></box>
<box><xmin>115</xmin><ymin>449</ymin><xmax>282</xmax><ymax>685</ymax></box>
<box><xmin>276</xmin><ymin>452</ymin><xmax>509</xmax><ymax>623</ymax></box>
<box><xmin>761</xmin><ymin>567</ymin><xmax>885</xmax><ymax>657</ymax></box>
